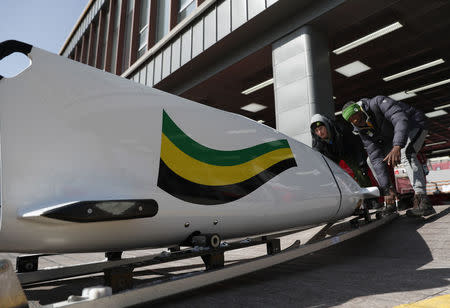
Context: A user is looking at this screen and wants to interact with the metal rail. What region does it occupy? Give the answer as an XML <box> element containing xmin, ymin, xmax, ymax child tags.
<box><xmin>18</xmin><ymin>227</ymin><xmax>310</xmax><ymax>285</ymax></box>
<box><xmin>40</xmin><ymin>212</ymin><xmax>398</xmax><ymax>308</ymax></box>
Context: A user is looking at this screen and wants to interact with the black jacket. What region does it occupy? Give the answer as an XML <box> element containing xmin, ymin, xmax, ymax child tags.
<box><xmin>352</xmin><ymin>95</ymin><xmax>427</xmax><ymax>190</ymax></box>
<box><xmin>310</xmin><ymin>114</ymin><xmax>367</xmax><ymax>168</ymax></box>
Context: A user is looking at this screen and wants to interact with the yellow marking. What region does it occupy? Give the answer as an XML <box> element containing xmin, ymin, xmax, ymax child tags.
<box><xmin>394</xmin><ymin>294</ymin><xmax>450</xmax><ymax>308</ymax></box>
<box><xmin>161</xmin><ymin>133</ymin><xmax>294</xmax><ymax>186</ymax></box>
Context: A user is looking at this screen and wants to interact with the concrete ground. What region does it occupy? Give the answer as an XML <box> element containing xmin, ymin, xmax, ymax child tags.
<box><xmin>1</xmin><ymin>204</ymin><xmax>449</xmax><ymax>308</ymax></box>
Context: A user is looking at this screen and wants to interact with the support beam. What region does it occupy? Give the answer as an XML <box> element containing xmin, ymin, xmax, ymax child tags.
<box><xmin>272</xmin><ymin>25</ymin><xmax>334</xmax><ymax>146</ymax></box>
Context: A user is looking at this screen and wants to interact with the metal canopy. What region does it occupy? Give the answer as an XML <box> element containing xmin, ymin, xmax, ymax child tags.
<box><xmin>175</xmin><ymin>0</ymin><xmax>449</xmax><ymax>158</ymax></box>
<box><xmin>315</xmin><ymin>0</ymin><xmax>450</xmax><ymax>157</ymax></box>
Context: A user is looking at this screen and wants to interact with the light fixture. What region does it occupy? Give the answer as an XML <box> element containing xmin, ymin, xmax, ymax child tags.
<box><xmin>389</xmin><ymin>91</ymin><xmax>417</xmax><ymax>101</ymax></box>
<box><xmin>407</xmin><ymin>78</ymin><xmax>450</xmax><ymax>93</ymax></box>
<box><xmin>383</xmin><ymin>59</ymin><xmax>445</xmax><ymax>82</ymax></box>
<box><xmin>389</xmin><ymin>78</ymin><xmax>450</xmax><ymax>101</ymax></box>
<box><xmin>333</xmin><ymin>96</ymin><xmax>337</xmax><ymax>99</ymax></box>
<box><xmin>431</xmin><ymin>149</ymin><xmax>450</xmax><ymax>155</ymax></box>
<box><xmin>425</xmin><ymin>110</ymin><xmax>447</xmax><ymax>118</ymax></box>
<box><xmin>425</xmin><ymin>141</ymin><xmax>447</xmax><ymax>147</ymax></box>
<box><xmin>241</xmin><ymin>103</ymin><xmax>267</xmax><ymax>113</ymax></box>
<box><xmin>335</xmin><ymin>61</ymin><xmax>371</xmax><ymax>77</ymax></box>
<box><xmin>242</xmin><ymin>78</ymin><xmax>274</xmax><ymax>95</ymax></box>
<box><xmin>435</xmin><ymin>103</ymin><xmax>450</xmax><ymax>110</ymax></box>
<box><xmin>333</xmin><ymin>22</ymin><xmax>403</xmax><ymax>55</ymax></box>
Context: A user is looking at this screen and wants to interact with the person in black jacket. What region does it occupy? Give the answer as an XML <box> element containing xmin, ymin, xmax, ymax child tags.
<box><xmin>310</xmin><ymin>114</ymin><xmax>373</xmax><ymax>188</ymax></box>
<box><xmin>342</xmin><ymin>96</ymin><xmax>435</xmax><ymax>217</ymax></box>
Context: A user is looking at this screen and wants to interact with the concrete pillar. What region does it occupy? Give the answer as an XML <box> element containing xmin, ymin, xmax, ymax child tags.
<box><xmin>272</xmin><ymin>25</ymin><xmax>334</xmax><ymax>146</ymax></box>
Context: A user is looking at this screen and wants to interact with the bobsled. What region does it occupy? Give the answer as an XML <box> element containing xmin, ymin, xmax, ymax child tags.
<box><xmin>0</xmin><ymin>40</ymin><xmax>378</xmax><ymax>253</ymax></box>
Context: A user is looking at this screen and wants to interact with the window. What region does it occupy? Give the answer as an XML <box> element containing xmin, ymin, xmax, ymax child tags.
<box><xmin>89</xmin><ymin>21</ymin><xmax>98</xmax><ymax>66</ymax></box>
<box><xmin>121</xmin><ymin>0</ymin><xmax>134</xmax><ymax>73</ymax></box>
<box><xmin>81</xmin><ymin>33</ymin><xmax>89</xmax><ymax>63</ymax></box>
<box><xmin>156</xmin><ymin>0</ymin><xmax>170</xmax><ymax>42</ymax></box>
<box><xmin>137</xmin><ymin>0</ymin><xmax>150</xmax><ymax>58</ymax></box>
<box><xmin>98</xmin><ymin>4</ymin><xmax>110</xmax><ymax>70</ymax></box>
<box><xmin>178</xmin><ymin>0</ymin><xmax>196</xmax><ymax>23</ymax></box>
<box><xmin>75</xmin><ymin>43</ymin><xmax>82</xmax><ymax>62</ymax></box>
<box><xmin>110</xmin><ymin>0</ymin><xmax>122</xmax><ymax>74</ymax></box>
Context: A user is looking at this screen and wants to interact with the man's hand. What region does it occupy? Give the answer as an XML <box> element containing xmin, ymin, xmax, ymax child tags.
<box><xmin>383</xmin><ymin>145</ymin><xmax>401</xmax><ymax>166</ymax></box>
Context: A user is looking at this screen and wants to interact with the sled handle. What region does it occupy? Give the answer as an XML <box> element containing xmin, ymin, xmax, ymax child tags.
<box><xmin>0</xmin><ymin>40</ymin><xmax>33</xmax><ymax>80</ymax></box>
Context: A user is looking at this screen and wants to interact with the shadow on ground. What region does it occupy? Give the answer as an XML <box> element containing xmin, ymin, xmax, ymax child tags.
<box><xmin>144</xmin><ymin>206</ymin><xmax>450</xmax><ymax>308</ymax></box>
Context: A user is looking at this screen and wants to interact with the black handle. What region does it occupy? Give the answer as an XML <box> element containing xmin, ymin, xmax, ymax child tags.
<box><xmin>0</xmin><ymin>40</ymin><xmax>32</xmax><ymax>61</ymax></box>
<box><xmin>0</xmin><ymin>40</ymin><xmax>33</xmax><ymax>80</ymax></box>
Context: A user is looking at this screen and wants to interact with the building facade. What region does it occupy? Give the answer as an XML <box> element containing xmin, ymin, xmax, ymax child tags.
<box><xmin>60</xmin><ymin>0</ymin><xmax>450</xmax><ymax>154</ymax></box>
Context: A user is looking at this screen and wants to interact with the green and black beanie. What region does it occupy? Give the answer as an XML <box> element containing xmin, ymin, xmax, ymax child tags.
<box><xmin>342</xmin><ymin>101</ymin><xmax>362</xmax><ymax>121</ymax></box>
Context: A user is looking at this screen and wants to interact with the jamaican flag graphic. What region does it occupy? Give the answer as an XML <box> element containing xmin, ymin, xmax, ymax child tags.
<box><xmin>157</xmin><ymin>110</ymin><xmax>297</xmax><ymax>205</ymax></box>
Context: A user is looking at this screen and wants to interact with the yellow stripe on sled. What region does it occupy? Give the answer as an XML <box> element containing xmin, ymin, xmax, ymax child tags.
<box><xmin>160</xmin><ymin>133</ymin><xmax>295</xmax><ymax>186</ymax></box>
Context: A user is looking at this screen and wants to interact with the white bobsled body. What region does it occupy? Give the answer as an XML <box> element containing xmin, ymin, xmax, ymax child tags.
<box><xmin>0</xmin><ymin>42</ymin><xmax>376</xmax><ymax>253</ymax></box>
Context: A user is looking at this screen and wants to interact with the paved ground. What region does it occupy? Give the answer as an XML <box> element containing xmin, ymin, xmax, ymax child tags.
<box><xmin>1</xmin><ymin>204</ymin><xmax>449</xmax><ymax>308</ymax></box>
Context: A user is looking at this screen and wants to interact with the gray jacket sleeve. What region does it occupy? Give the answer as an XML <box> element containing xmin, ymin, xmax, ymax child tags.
<box><xmin>373</xmin><ymin>96</ymin><xmax>409</xmax><ymax>147</ymax></box>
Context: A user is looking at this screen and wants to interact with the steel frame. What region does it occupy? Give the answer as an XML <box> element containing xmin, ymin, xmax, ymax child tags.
<box><xmin>6</xmin><ymin>212</ymin><xmax>397</xmax><ymax>307</ymax></box>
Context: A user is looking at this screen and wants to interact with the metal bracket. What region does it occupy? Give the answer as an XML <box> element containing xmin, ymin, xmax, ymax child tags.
<box><xmin>105</xmin><ymin>251</ymin><xmax>123</xmax><ymax>261</ymax></box>
<box><xmin>103</xmin><ymin>265</ymin><xmax>134</xmax><ymax>293</ymax></box>
<box><xmin>168</xmin><ymin>245</ymin><xmax>181</xmax><ymax>252</ymax></box>
<box><xmin>201</xmin><ymin>252</ymin><xmax>225</xmax><ymax>270</ymax></box>
<box><xmin>16</xmin><ymin>254</ymin><xmax>40</xmax><ymax>273</ymax></box>
<box><xmin>266</xmin><ymin>239</ymin><xmax>281</xmax><ymax>255</ymax></box>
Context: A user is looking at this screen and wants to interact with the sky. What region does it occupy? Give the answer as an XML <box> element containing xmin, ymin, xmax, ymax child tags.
<box><xmin>0</xmin><ymin>0</ymin><xmax>89</xmax><ymax>77</ymax></box>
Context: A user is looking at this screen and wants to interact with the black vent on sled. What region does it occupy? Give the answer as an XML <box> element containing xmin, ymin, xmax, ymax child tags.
<box><xmin>42</xmin><ymin>199</ymin><xmax>158</xmax><ymax>223</ymax></box>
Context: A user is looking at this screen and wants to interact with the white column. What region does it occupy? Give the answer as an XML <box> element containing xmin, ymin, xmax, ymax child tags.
<box><xmin>272</xmin><ymin>25</ymin><xmax>334</xmax><ymax>146</ymax></box>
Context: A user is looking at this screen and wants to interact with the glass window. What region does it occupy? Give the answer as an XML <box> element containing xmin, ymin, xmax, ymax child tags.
<box><xmin>82</xmin><ymin>33</ymin><xmax>89</xmax><ymax>63</ymax></box>
<box><xmin>98</xmin><ymin>3</ymin><xmax>110</xmax><ymax>70</ymax></box>
<box><xmin>138</xmin><ymin>0</ymin><xmax>150</xmax><ymax>58</ymax></box>
<box><xmin>75</xmin><ymin>44</ymin><xmax>81</xmax><ymax>62</ymax></box>
<box><xmin>121</xmin><ymin>0</ymin><xmax>134</xmax><ymax>73</ymax></box>
<box><xmin>89</xmin><ymin>20</ymin><xmax>98</xmax><ymax>66</ymax></box>
<box><xmin>178</xmin><ymin>0</ymin><xmax>196</xmax><ymax>23</ymax></box>
<box><xmin>156</xmin><ymin>0</ymin><xmax>170</xmax><ymax>42</ymax></box>
<box><xmin>110</xmin><ymin>0</ymin><xmax>122</xmax><ymax>74</ymax></box>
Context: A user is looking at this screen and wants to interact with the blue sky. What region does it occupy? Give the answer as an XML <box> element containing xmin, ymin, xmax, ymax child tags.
<box><xmin>0</xmin><ymin>0</ymin><xmax>89</xmax><ymax>77</ymax></box>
